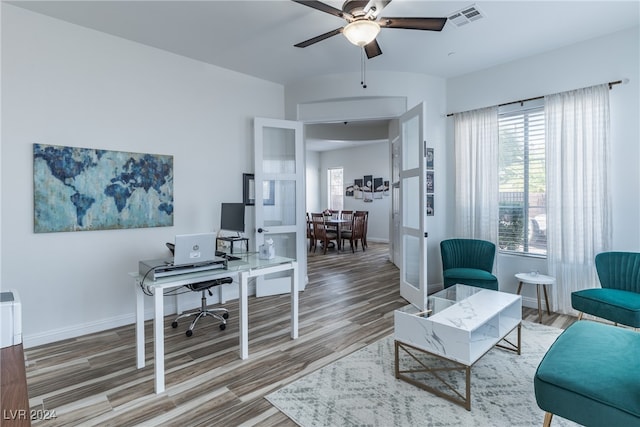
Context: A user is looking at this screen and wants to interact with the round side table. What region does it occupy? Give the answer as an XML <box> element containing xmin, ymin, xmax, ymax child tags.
<box><xmin>515</xmin><ymin>272</ymin><xmax>555</xmax><ymax>323</ymax></box>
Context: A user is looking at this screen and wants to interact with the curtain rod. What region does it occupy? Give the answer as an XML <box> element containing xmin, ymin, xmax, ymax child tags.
<box><xmin>446</xmin><ymin>80</ymin><xmax>623</xmax><ymax>117</ymax></box>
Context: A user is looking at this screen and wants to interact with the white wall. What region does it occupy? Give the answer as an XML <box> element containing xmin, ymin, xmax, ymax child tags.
<box><xmin>315</xmin><ymin>141</ymin><xmax>391</xmax><ymax>242</ymax></box>
<box><xmin>1</xmin><ymin>5</ymin><xmax>285</xmax><ymax>347</ymax></box>
<box><xmin>305</xmin><ymin>150</ymin><xmax>321</xmax><ymax>214</ymax></box>
<box><xmin>446</xmin><ymin>27</ymin><xmax>640</xmax><ymax>307</ymax></box>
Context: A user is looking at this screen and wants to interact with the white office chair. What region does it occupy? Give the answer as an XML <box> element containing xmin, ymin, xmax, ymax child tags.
<box><xmin>171</xmin><ymin>277</ymin><xmax>232</xmax><ymax>337</ymax></box>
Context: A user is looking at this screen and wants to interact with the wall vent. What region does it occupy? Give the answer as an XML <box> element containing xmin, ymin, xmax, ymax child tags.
<box><xmin>448</xmin><ymin>4</ymin><xmax>485</xmax><ymax>27</ymax></box>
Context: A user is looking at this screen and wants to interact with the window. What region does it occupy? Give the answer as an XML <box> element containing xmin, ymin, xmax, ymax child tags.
<box><xmin>498</xmin><ymin>102</ymin><xmax>546</xmax><ymax>255</ymax></box>
<box><xmin>328</xmin><ymin>167</ymin><xmax>343</xmax><ymax>210</ymax></box>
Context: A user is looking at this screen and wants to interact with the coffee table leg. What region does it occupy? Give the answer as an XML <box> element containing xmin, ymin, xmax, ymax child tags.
<box><xmin>465</xmin><ymin>366</ymin><xmax>471</xmax><ymax>411</ymax></box>
<box><xmin>394</xmin><ymin>340</ymin><xmax>400</xmax><ymax>379</ymax></box>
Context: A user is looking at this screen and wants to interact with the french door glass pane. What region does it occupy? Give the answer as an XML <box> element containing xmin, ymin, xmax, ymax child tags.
<box><xmin>402</xmin><ymin>115</ymin><xmax>419</xmax><ymax>170</ymax></box>
<box><xmin>402</xmin><ymin>176</ymin><xmax>419</xmax><ymax>229</ymax></box>
<box><xmin>263</xmin><ymin>127</ymin><xmax>296</xmax><ymax>174</ymax></box>
<box><xmin>403</xmin><ymin>234</ymin><xmax>420</xmax><ymax>289</ymax></box>
<box><xmin>263</xmin><ymin>180</ymin><xmax>296</xmax><ymax>226</ymax></box>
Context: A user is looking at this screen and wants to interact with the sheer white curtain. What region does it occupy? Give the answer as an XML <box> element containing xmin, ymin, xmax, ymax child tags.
<box><xmin>453</xmin><ymin>107</ymin><xmax>499</xmax><ymax>241</ymax></box>
<box><xmin>545</xmin><ymin>84</ymin><xmax>612</xmax><ymax>314</ymax></box>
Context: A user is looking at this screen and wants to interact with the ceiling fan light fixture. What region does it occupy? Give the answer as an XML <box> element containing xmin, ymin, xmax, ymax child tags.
<box><xmin>343</xmin><ymin>20</ymin><xmax>380</xmax><ymax>47</ymax></box>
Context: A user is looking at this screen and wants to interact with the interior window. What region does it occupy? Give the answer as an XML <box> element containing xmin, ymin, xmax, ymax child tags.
<box><xmin>328</xmin><ymin>167</ymin><xmax>344</xmax><ymax>210</ymax></box>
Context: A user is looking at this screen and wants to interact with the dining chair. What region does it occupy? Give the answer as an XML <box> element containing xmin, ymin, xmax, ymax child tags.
<box><xmin>339</xmin><ymin>210</ymin><xmax>353</xmax><ymax>247</ymax></box>
<box><xmin>311</xmin><ymin>212</ymin><xmax>338</xmax><ymax>254</ymax></box>
<box><xmin>341</xmin><ymin>211</ymin><xmax>366</xmax><ymax>253</ymax></box>
<box><xmin>306</xmin><ymin>213</ymin><xmax>315</xmax><ymax>252</ymax></box>
<box><xmin>356</xmin><ymin>210</ymin><xmax>369</xmax><ymax>248</ymax></box>
<box><xmin>326</xmin><ymin>209</ymin><xmax>340</xmax><ymax>232</ymax></box>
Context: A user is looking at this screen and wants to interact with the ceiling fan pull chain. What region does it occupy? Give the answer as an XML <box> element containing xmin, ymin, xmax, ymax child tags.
<box><xmin>361</xmin><ymin>48</ymin><xmax>367</xmax><ymax>89</ymax></box>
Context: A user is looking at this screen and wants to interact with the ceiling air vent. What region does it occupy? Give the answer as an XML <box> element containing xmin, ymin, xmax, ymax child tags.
<box><xmin>448</xmin><ymin>4</ymin><xmax>485</xmax><ymax>27</ymax></box>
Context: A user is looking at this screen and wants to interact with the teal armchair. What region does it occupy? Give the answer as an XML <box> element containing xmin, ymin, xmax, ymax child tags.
<box><xmin>571</xmin><ymin>251</ymin><xmax>640</xmax><ymax>327</ymax></box>
<box><xmin>440</xmin><ymin>239</ymin><xmax>498</xmax><ymax>290</ymax></box>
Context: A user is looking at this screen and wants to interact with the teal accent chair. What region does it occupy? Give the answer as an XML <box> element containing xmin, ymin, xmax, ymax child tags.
<box><xmin>534</xmin><ymin>321</ymin><xmax>640</xmax><ymax>427</ymax></box>
<box><xmin>571</xmin><ymin>251</ymin><xmax>640</xmax><ymax>327</ymax></box>
<box><xmin>440</xmin><ymin>239</ymin><xmax>498</xmax><ymax>290</ymax></box>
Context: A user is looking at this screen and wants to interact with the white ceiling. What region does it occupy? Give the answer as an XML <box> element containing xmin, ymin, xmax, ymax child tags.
<box><xmin>9</xmin><ymin>0</ymin><xmax>640</xmax><ymax>86</ymax></box>
<box><xmin>8</xmin><ymin>0</ymin><xmax>639</xmax><ymax>151</ymax></box>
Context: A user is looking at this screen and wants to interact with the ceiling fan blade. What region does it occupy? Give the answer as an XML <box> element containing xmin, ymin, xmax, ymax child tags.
<box><xmin>294</xmin><ymin>27</ymin><xmax>343</xmax><ymax>48</ymax></box>
<box><xmin>292</xmin><ymin>0</ymin><xmax>353</xmax><ymax>20</ymax></box>
<box><xmin>364</xmin><ymin>39</ymin><xmax>383</xmax><ymax>59</ymax></box>
<box><xmin>379</xmin><ymin>17</ymin><xmax>447</xmax><ymax>31</ymax></box>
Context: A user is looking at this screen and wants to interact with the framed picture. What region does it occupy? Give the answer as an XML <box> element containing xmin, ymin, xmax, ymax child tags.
<box><xmin>426</xmin><ymin>194</ymin><xmax>434</xmax><ymax>216</ymax></box>
<box><xmin>33</xmin><ymin>144</ymin><xmax>174</xmax><ymax>232</ymax></box>
<box><xmin>345</xmin><ymin>184</ymin><xmax>354</xmax><ymax>197</ymax></box>
<box><xmin>244</xmin><ymin>173</ymin><xmax>276</xmax><ymax>206</ymax></box>
<box><xmin>363</xmin><ymin>175</ymin><xmax>373</xmax><ymax>192</ymax></box>
<box><xmin>373</xmin><ymin>177</ymin><xmax>383</xmax><ymax>192</ymax></box>
<box><xmin>426</xmin><ymin>148</ymin><xmax>434</xmax><ymax>169</ymax></box>
<box><xmin>243</xmin><ymin>173</ymin><xmax>255</xmax><ymax>206</ymax></box>
<box><xmin>354</xmin><ymin>178</ymin><xmax>363</xmax><ymax>199</ymax></box>
<box><xmin>426</xmin><ymin>171</ymin><xmax>434</xmax><ymax>193</ymax></box>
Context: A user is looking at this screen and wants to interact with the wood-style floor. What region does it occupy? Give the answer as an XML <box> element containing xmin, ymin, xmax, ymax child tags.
<box><xmin>23</xmin><ymin>243</ymin><xmax>576</xmax><ymax>426</ymax></box>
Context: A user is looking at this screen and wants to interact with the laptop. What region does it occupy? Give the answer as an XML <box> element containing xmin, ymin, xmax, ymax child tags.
<box><xmin>139</xmin><ymin>232</ymin><xmax>226</xmax><ymax>280</ymax></box>
<box><xmin>173</xmin><ymin>232</ymin><xmax>218</xmax><ymax>266</ymax></box>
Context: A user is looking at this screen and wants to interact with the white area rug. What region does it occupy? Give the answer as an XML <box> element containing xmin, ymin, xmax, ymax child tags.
<box><xmin>266</xmin><ymin>322</ymin><xmax>581</xmax><ymax>427</ymax></box>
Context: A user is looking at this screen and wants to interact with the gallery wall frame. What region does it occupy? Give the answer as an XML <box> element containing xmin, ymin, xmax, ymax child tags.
<box><xmin>346</xmin><ymin>175</ymin><xmax>389</xmax><ymax>202</ymax></box>
<box><xmin>426</xmin><ymin>147</ymin><xmax>434</xmax><ymax>216</ymax></box>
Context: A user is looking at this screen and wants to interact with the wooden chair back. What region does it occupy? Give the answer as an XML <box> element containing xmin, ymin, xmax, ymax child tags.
<box><xmin>311</xmin><ymin>213</ymin><xmax>337</xmax><ymax>254</ymax></box>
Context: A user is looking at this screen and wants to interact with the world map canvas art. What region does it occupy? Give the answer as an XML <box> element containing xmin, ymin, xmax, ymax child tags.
<box><xmin>33</xmin><ymin>144</ymin><xmax>173</xmax><ymax>233</ymax></box>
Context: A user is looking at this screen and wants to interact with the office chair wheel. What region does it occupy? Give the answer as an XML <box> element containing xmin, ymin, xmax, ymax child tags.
<box><xmin>171</xmin><ymin>321</ymin><xmax>178</xmax><ymax>328</ymax></box>
<box><xmin>186</xmin><ymin>329</ymin><xmax>193</xmax><ymax>337</ymax></box>
<box><xmin>219</xmin><ymin>323</ymin><xmax>226</xmax><ymax>331</ymax></box>
<box><xmin>223</xmin><ymin>312</ymin><xmax>229</xmax><ymax>320</ymax></box>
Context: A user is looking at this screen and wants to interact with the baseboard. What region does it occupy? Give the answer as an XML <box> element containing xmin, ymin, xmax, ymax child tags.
<box><xmin>367</xmin><ymin>237</ymin><xmax>389</xmax><ymax>243</ymax></box>
<box><xmin>24</xmin><ymin>281</ymin><xmax>258</xmax><ymax>349</ymax></box>
<box><xmin>22</xmin><ymin>309</ymin><xmax>166</xmax><ymax>349</ymax></box>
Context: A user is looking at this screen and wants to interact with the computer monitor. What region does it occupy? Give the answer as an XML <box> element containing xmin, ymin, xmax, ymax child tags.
<box><xmin>220</xmin><ymin>203</ymin><xmax>245</xmax><ymax>236</ymax></box>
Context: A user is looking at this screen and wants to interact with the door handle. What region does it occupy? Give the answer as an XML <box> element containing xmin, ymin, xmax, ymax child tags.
<box><xmin>257</xmin><ymin>228</ymin><xmax>269</xmax><ymax>233</ymax></box>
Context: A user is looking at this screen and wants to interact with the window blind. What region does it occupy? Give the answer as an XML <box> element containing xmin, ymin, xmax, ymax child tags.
<box><xmin>498</xmin><ymin>105</ymin><xmax>546</xmax><ymax>255</ymax></box>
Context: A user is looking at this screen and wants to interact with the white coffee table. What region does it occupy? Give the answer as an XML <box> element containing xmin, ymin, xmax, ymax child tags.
<box><xmin>394</xmin><ymin>284</ymin><xmax>522</xmax><ymax>410</ymax></box>
<box><xmin>515</xmin><ymin>272</ymin><xmax>554</xmax><ymax>323</ymax></box>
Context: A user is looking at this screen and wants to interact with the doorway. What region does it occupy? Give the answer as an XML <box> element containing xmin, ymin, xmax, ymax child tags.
<box><xmin>303</xmin><ymin>118</ymin><xmax>396</xmax><ymax>260</ymax></box>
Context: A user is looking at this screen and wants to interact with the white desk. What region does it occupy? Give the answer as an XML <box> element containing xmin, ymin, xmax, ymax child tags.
<box><xmin>132</xmin><ymin>254</ymin><xmax>298</xmax><ymax>394</ymax></box>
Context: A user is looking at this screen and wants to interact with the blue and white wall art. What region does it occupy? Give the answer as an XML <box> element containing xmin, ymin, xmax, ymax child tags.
<box><xmin>33</xmin><ymin>144</ymin><xmax>174</xmax><ymax>232</ymax></box>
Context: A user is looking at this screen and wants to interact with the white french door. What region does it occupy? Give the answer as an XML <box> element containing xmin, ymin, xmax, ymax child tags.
<box><xmin>253</xmin><ymin>117</ymin><xmax>306</xmax><ymax>296</ymax></box>
<box><xmin>398</xmin><ymin>103</ymin><xmax>428</xmax><ymax>309</ymax></box>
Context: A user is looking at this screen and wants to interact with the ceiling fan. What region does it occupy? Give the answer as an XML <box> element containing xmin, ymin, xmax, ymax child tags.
<box><xmin>292</xmin><ymin>0</ymin><xmax>447</xmax><ymax>59</ymax></box>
